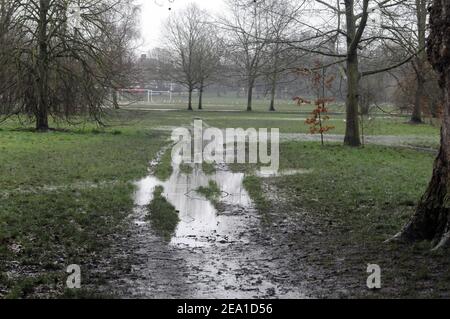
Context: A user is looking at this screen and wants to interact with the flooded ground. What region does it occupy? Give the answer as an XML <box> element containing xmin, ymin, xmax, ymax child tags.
<box><xmin>104</xmin><ymin>137</ymin><xmax>309</xmax><ymax>299</ymax></box>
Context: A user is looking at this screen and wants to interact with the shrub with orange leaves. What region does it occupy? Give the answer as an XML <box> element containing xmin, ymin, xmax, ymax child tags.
<box><xmin>296</xmin><ymin>61</ymin><xmax>336</xmax><ymax>145</ymax></box>
<box><xmin>305</xmin><ymin>104</ymin><xmax>335</xmax><ymax>142</ymax></box>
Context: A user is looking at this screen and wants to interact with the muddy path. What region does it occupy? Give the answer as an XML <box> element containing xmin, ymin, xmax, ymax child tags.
<box><xmin>98</xmin><ymin>142</ymin><xmax>309</xmax><ymax>299</ymax></box>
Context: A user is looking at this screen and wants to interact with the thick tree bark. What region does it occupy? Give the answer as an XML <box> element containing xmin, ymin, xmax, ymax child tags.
<box><xmin>36</xmin><ymin>0</ymin><xmax>50</xmax><ymax>131</ymax></box>
<box><xmin>343</xmin><ymin>0</ymin><xmax>363</xmax><ymax>147</ymax></box>
<box><xmin>397</xmin><ymin>0</ymin><xmax>450</xmax><ymax>249</ymax></box>
<box><xmin>345</xmin><ymin>54</ymin><xmax>361</xmax><ymax>146</ymax></box>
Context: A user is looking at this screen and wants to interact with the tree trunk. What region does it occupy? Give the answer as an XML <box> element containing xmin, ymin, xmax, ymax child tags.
<box><xmin>198</xmin><ymin>81</ymin><xmax>204</xmax><ymax>110</ymax></box>
<box><xmin>411</xmin><ymin>68</ymin><xmax>425</xmax><ymax>123</ymax></box>
<box><xmin>188</xmin><ymin>87</ymin><xmax>193</xmax><ymax>111</ymax></box>
<box><xmin>397</xmin><ymin>0</ymin><xmax>450</xmax><ymax>249</ymax></box>
<box><xmin>113</xmin><ymin>89</ymin><xmax>120</xmax><ymax>110</ymax></box>
<box><xmin>344</xmin><ymin>54</ymin><xmax>362</xmax><ymax>146</ymax></box>
<box><xmin>247</xmin><ymin>78</ymin><xmax>254</xmax><ymax>112</ymax></box>
<box><xmin>36</xmin><ymin>0</ymin><xmax>50</xmax><ymax>131</ymax></box>
<box><xmin>344</xmin><ymin>0</ymin><xmax>362</xmax><ymax>147</ymax></box>
<box><xmin>269</xmin><ymin>73</ymin><xmax>277</xmax><ymax>112</ymax></box>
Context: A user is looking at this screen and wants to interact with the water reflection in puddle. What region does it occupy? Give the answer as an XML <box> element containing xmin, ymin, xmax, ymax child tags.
<box><xmin>127</xmin><ymin>137</ymin><xmax>309</xmax><ymax>298</ymax></box>
<box><xmin>133</xmin><ymin>161</ymin><xmax>251</xmax><ymax>248</ymax></box>
<box><xmin>256</xmin><ymin>169</ymin><xmax>313</xmax><ymax>178</ymax></box>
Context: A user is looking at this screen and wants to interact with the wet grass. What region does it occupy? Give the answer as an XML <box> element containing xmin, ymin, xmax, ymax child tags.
<box><xmin>0</xmin><ymin>107</ymin><xmax>443</xmax><ymax>298</ymax></box>
<box><xmin>196</xmin><ymin>181</ymin><xmax>222</xmax><ymax>205</ymax></box>
<box><xmin>201</xmin><ymin>162</ymin><xmax>216</xmax><ymax>175</ymax></box>
<box><xmin>274</xmin><ymin>142</ymin><xmax>435</xmax><ymax>242</ymax></box>
<box><xmin>243</xmin><ymin>176</ymin><xmax>271</xmax><ymax>223</ymax></box>
<box><xmin>179</xmin><ymin>162</ymin><xmax>194</xmax><ymax>175</ymax></box>
<box><xmin>146</xmin><ymin>186</ymin><xmax>180</xmax><ymax>241</ymax></box>
<box><xmin>0</xmin><ymin>115</ymin><xmax>168</xmax><ymax>298</ymax></box>
<box><xmin>154</xmin><ymin>149</ymin><xmax>173</xmax><ymax>181</ymax></box>
<box><xmin>241</xmin><ymin>141</ymin><xmax>450</xmax><ymax>298</ymax></box>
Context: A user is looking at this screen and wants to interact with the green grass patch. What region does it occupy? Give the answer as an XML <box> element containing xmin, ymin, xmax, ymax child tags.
<box><xmin>0</xmin><ymin>183</ymin><xmax>135</xmax><ymax>298</ymax></box>
<box><xmin>179</xmin><ymin>162</ymin><xmax>194</xmax><ymax>175</ymax></box>
<box><xmin>243</xmin><ymin>176</ymin><xmax>271</xmax><ymax>223</ymax></box>
<box><xmin>0</xmin><ymin>113</ymin><xmax>169</xmax><ymax>298</ymax></box>
<box><xmin>274</xmin><ymin>142</ymin><xmax>434</xmax><ymax>242</ymax></box>
<box><xmin>146</xmin><ymin>186</ymin><xmax>180</xmax><ymax>241</ymax></box>
<box><xmin>196</xmin><ymin>181</ymin><xmax>222</xmax><ymax>205</ymax></box>
<box><xmin>154</xmin><ymin>149</ymin><xmax>174</xmax><ymax>181</ymax></box>
<box><xmin>201</xmin><ymin>162</ymin><xmax>217</xmax><ymax>175</ymax></box>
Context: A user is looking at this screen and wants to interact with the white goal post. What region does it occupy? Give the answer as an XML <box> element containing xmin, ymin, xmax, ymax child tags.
<box><xmin>118</xmin><ymin>88</ymin><xmax>173</xmax><ymax>104</ymax></box>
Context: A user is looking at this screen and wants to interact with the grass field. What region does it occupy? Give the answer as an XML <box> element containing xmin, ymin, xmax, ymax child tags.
<box><xmin>0</xmin><ymin>101</ymin><xmax>446</xmax><ymax>298</ymax></box>
<box><xmin>0</xmin><ymin>115</ymin><xmax>169</xmax><ymax>298</ymax></box>
<box><xmin>117</xmin><ymin>97</ymin><xmax>441</xmax><ymax>137</ymax></box>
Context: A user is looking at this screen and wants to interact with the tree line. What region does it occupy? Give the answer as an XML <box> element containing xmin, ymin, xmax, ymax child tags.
<box><xmin>150</xmin><ymin>0</ymin><xmax>435</xmax><ymax>147</ymax></box>
<box><xmin>0</xmin><ymin>0</ymin><xmax>139</xmax><ymax>131</ymax></box>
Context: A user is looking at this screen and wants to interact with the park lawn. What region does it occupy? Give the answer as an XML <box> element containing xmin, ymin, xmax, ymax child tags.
<box><xmin>275</xmin><ymin>142</ymin><xmax>434</xmax><ymax>241</ymax></box>
<box><xmin>242</xmin><ymin>142</ymin><xmax>450</xmax><ymax>297</ymax></box>
<box><xmin>0</xmin><ymin>108</ymin><xmax>444</xmax><ymax>298</ymax></box>
<box><xmin>0</xmin><ymin>116</ymin><xmax>169</xmax><ymax>298</ymax></box>
<box><xmin>118</xmin><ymin>105</ymin><xmax>441</xmax><ymax>137</ymax></box>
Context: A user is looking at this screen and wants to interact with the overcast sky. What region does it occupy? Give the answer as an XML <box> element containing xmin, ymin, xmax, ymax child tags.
<box><xmin>138</xmin><ymin>0</ymin><xmax>226</xmax><ymax>52</ymax></box>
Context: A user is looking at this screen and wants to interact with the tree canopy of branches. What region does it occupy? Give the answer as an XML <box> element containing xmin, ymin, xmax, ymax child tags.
<box><xmin>220</xmin><ymin>0</ymin><xmax>273</xmax><ymax>112</ymax></box>
<box><xmin>162</xmin><ymin>4</ymin><xmax>221</xmax><ymax>111</ymax></box>
<box><xmin>265</xmin><ymin>0</ymin><xmax>419</xmax><ymax>146</ymax></box>
<box><xmin>0</xmin><ymin>0</ymin><xmax>139</xmax><ymax>130</ymax></box>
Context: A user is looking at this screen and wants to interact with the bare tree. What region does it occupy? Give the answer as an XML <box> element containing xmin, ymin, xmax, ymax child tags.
<box><xmin>0</xmin><ymin>0</ymin><xmax>26</xmax><ymax>116</ymax></box>
<box><xmin>0</xmin><ymin>0</ymin><xmax>139</xmax><ymax>130</ymax></box>
<box><xmin>394</xmin><ymin>0</ymin><xmax>450</xmax><ymax>249</ymax></box>
<box><xmin>263</xmin><ymin>0</ymin><xmax>302</xmax><ymax>112</ymax></box>
<box><xmin>411</xmin><ymin>0</ymin><xmax>428</xmax><ymax>123</ymax></box>
<box><xmin>193</xmin><ymin>19</ymin><xmax>223</xmax><ymax>110</ymax></box>
<box><xmin>163</xmin><ymin>4</ymin><xmax>208</xmax><ymax>111</ymax></box>
<box><xmin>106</xmin><ymin>2</ymin><xmax>141</xmax><ymax>109</ymax></box>
<box><xmin>381</xmin><ymin>0</ymin><xmax>430</xmax><ymax>123</ymax></box>
<box><xmin>221</xmin><ymin>0</ymin><xmax>271</xmax><ymax>112</ymax></box>
<box><xmin>281</xmin><ymin>0</ymin><xmax>415</xmax><ymax>146</ymax></box>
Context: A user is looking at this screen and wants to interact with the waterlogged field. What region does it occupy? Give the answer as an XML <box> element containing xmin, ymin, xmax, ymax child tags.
<box><xmin>0</xmin><ymin>102</ymin><xmax>447</xmax><ymax>298</ymax></box>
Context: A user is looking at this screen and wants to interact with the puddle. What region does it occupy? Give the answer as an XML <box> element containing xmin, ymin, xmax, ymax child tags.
<box><xmin>256</xmin><ymin>169</ymin><xmax>313</xmax><ymax>178</ymax></box>
<box><xmin>121</xmin><ymin>127</ymin><xmax>308</xmax><ymax>299</ymax></box>
<box><xmin>133</xmin><ymin>150</ymin><xmax>251</xmax><ymax>248</ymax></box>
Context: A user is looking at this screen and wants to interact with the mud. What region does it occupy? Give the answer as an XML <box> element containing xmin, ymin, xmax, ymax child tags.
<box><xmin>100</xmin><ymin>137</ymin><xmax>309</xmax><ymax>299</ymax></box>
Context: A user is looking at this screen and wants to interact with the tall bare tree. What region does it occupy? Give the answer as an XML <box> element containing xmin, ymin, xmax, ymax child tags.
<box><xmin>221</xmin><ymin>0</ymin><xmax>271</xmax><ymax>112</ymax></box>
<box><xmin>193</xmin><ymin>17</ymin><xmax>223</xmax><ymax>110</ymax></box>
<box><xmin>263</xmin><ymin>0</ymin><xmax>302</xmax><ymax>112</ymax></box>
<box><xmin>283</xmin><ymin>0</ymin><xmax>415</xmax><ymax>146</ymax></box>
<box><xmin>381</xmin><ymin>0</ymin><xmax>430</xmax><ymax>123</ymax></box>
<box><xmin>163</xmin><ymin>4</ymin><xmax>208</xmax><ymax>111</ymax></box>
